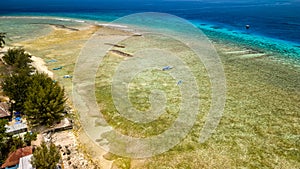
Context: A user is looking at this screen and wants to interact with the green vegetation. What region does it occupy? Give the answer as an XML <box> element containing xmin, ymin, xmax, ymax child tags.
<box><xmin>24</xmin><ymin>132</ymin><xmax>37</xmax><ymax>146</ymax></box>
<box><xmin>0</xmin><ymin>34</ymin><xmax>63</xmax><ymax>166</ymax></box>
<box><xmin>3</xmin><ymin>72</ymin><xmax>66</xmax><ymax>127</ymax></box>
<box><xmin>104</xmin><ymin>153</ymin><xmax>131</xmax><ymax>169</ymax></box>
<box><xmin>25</xmin><ymin>73</ymin><xmax>65</xmax><ymax>127</ymax></box>
<box><xmin>16</xmin><ymin>24</ymin><xmax>300</xmax><ymax>168</ymax></box>
<box><xmin>2</xmin><ymin>48</ymin><xmax>33</xmax><ymax>111</ymax></box>
<box><xmin>0</xmin><ymin>46</ymin><xmax>39</xmax><ymax>164</ymax></box>
<box><xmin>0</xmin><ymin>119</ymin><xmax>10</xmax><ymax>163</ymax></box>
<box><xmin>0</xmin><ymin>32</ymin><xmax>5</xmax><ymax>48</ymax></box>
<box><xmin>95</xmin><ymin>35</ymin><xmax>300</xmax><ymax>168</ymax></box>
<box><xmin>31</xmin><ymin>142</ymin><xmax>61</xmax><ymax>169</ymax></box>
<box><xmin>95</xmin><ymin>35</ymin><xmax>210</xmax><ymax>139</ymax></box>
<box><xmin>2</xmin><ymin>73</ymin><xmax>31</xmax><ymax>112</ymax></box>
<box><xmin>7</xmin><ymin>136</ymin><xmax>25</xmax><ymax>152</ymax></box>
<box><xmin>0</xmin><ymin>120</ymin><xmax>36</xmax><ymax>163</ymax></box>
<box><xmin>95</xmin><ymin>34</ymin><xmax>210</xmax><ymax>143</ymax></box>
<box><xmin>1</xmin><ymin>48</ymin><xmax>66</xmax><ymax>127</ymax></box>
<box><xmin>3</xmin><ymin>48</ymin><xmax>33</xmax><ymax>75</ymax></box>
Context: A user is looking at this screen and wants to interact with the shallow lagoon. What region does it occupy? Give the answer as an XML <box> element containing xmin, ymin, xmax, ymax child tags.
<box><xmin>0</xmin><ymin>16</ymin><xmax>299</xmax><ymax>168</ymax></box>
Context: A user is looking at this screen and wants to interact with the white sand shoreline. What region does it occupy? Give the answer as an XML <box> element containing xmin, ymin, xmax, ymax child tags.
<box><xmin>0</xmin><ymin>15</ymin><xmax>130</xmax><ymax>30</ymax></box>
<box><xmin>30</xmin><ymin>55</ymin><xmax>54</xmax><ymax>78</ymax></box>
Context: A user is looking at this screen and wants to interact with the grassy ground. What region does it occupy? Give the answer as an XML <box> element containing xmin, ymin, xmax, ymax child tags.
<box><xmin>17</xmin><ymin>24</ymin><xmax>300</xmax><ymax>168</ymax></box>
<box><xmin>95</xmin><ymin>34</ymin><xmax>211</xmax><ymax>139</ymax></box>
<box><xmin>16</xmin><ymin>25</ymin><xmax>99</xmax><ymax>95</ymax></box>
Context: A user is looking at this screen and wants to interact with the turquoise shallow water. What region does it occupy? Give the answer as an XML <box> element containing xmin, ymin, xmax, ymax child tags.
<box><xmin>192</xmin><ymin>21</ymin><xmax>300</xmax><ymax>60</ymax></box>
<box><xmin>1</xmin><ymin>0</ymin><xmax>300</xmax><ymax>57</ymax></box>
<box><xmin>0</xmin><ymin>17</ymin><xmax>51</xmax><ymax>43</ymax></box>
<box><xmin>0</xmin><ymin>13</ymin><xmax>299</xmax><ymax>64</ymax></box>
<box><xmin>0</xmin><ymin>16</ymin><xmax>86</xmax><ymax>43</ymax></box>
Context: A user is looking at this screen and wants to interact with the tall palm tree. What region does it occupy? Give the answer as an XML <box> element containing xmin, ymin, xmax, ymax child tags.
<box><xmin>0</xmin><ymin>32</ymin><xmax>6</xmax><ymax>48</ymax></box>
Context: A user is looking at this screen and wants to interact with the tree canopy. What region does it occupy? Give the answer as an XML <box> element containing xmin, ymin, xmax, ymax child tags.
<box><xmin>2</xmin><ymin>73</ymin><xmax>32</xmax><ymax>112</ymax></box>
<box><xmin>2</xmin><ymin>48</ymin><xmax>33</xmax><ymax>75</ymax></box>
<box><xmin>3</xmin><ymin>73</ymin><xmax>66</xmax><ymax>127</ymax></box>
<box><xmin>0</xmin><ymin>119</ymin><xmax>37</xmax><ymax>164</ymax></box>
<box><xmin>0</xmin><ymin>32</ymin><xmax>5</xmax><ymax>48</ymax></box>
<box><xmin>1</xmin><ymin>48</ymin><xmax>33</xmax><ymax>112</ymax></box>
<box><xmin>0</xmin><ymin>34</ymin><xmax>65</xmax><ymax>165</ymax></box>
<box><xmin>1</xmin><ymin>48</ymin><xmax>66</xmax><ymax>126</ymax></box>
<box><xmin>0</xmin><ymin>119</ymin><xmax>10</xmax><ymax>163</ymax></box>
<box><xmin>24</xmin><ymin>132</ymin><xmax>37</xmax><ymax>146</ymax></box>
<box><xmin>24</xmin><ymin>73</ymin><xmax>66</xmax><ymax>127</ymax></box>
<box><xmin>0</xmin><ymin>119</ymin><xmax>26</xmax><ymax>163</ymax></box>
<box><xmin>31</xmin><ymin>142</ymin><xmax>61</xmax><ymax>169</ymax></box>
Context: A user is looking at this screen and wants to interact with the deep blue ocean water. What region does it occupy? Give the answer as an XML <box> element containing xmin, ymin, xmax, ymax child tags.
<box><xmin>0</xmin><ymin>0</ymin><xmax>300</xmax><ymax>59</ymax></box>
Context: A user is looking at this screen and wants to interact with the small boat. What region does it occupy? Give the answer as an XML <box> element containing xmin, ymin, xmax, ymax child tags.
<box><xmin>63</xmin><ymin>75</ymin><xmax>72</xmax><ymax>78</ymax></box>
<box><xmin>53</xmin><ymin>66</ymin><xmax>63</xmax><ymax>70</ymax></box>
<box><xmin>162</xmin><ymin>66</ymin><xmax>173</xmax><ymax>71</ymax></box>
<box><xmin>177</xmin><ymin>80</ymin><xmax>183</xmax><ymax>85</ymax></box>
